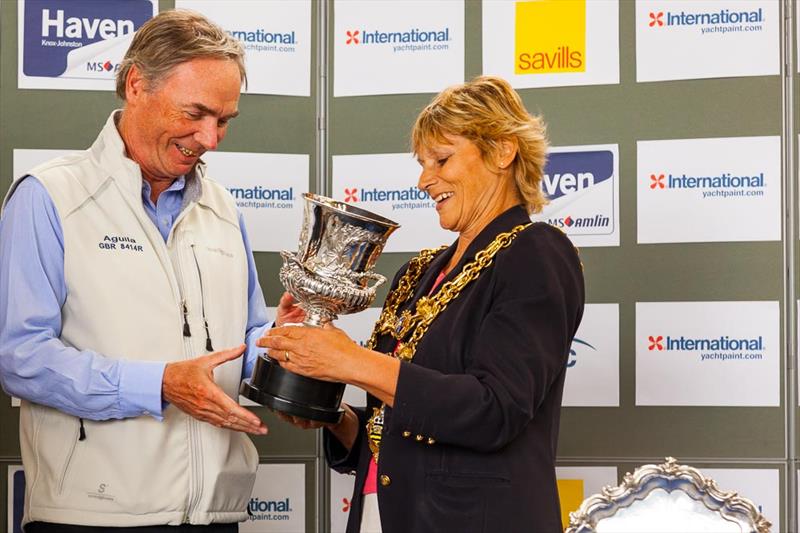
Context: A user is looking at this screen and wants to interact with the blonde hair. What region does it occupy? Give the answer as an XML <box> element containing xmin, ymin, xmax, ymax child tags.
<box><xmin>116</xmin><ymin>9</ymin><xmax>246</xmax><ymax>99</ymax></box>
<box><xmin>411</xmin><ymin>76</ymin><xmax>548</xmax><ymax>214</ymax></box>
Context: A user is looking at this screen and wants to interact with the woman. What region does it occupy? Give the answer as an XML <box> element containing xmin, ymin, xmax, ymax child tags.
<box><xmin>259</xmin><ymin>76</ymin><xmax>584</xmax><ymax>533</ymax></box>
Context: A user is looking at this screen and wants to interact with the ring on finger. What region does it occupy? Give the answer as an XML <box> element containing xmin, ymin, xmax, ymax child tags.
<box><xmin>284</xmin><ymin>350</ymin><xmax>291</xmax><ymax>362</ymax></box>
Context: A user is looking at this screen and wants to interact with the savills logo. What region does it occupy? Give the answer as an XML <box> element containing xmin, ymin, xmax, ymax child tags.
<box><xmin>515</xmin><ymin>0</ymin><xmax>586</xmax><ymax>74</ymax></box>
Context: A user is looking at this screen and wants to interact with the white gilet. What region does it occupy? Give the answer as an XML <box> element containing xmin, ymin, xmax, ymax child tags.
<box><xmin>11</xmin><ymin>112</ymin><xmax>257</xmax><ymax>527</ymax></box>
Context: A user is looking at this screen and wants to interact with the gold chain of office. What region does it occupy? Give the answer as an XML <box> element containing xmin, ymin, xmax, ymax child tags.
<box><xmin>364</xmin><ymin>222</ymin><xmax>531</xmax><ymax>463</ymax></box>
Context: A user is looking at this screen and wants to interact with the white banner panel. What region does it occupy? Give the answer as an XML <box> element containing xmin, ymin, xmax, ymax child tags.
<box><xmin>482</xmin><ymin>0</ymin><xmax>619</xmax><ymax>89</ymax></box>
<box><xmin>636</xmin><ymin>301</ymin><xmax>779</xmax><ymax>406</ymax></box>
<box><xmin>332</xmin><ymin>153</ymin><xmax>453</xmax><ymax>252</ymax></box>
<box><xmin>637</xmin><ymin>136</ymin><xmax>781</xmax><ymax>244</ymax></box>
<box><xmin>18</xmin><ymin>0</ymin><xmax>156</xmax><ymax>90</ymax></box>
<box><xmin>7</xmin><ymin>466</ymin><xmax>24</xmax><ymax>533</ymax></box>
<box><xmin>636</xmin><ymin>0</ymin><xmax>780</xmax><ymax>82</ymax></box>
<box><xmin>330</xmin><ymin>469</ymin><xmax>355</xmax><ymax>533</ymax></box>
<box><xmin>201</xmin><ymin>151</ymin><xmax>309</xmax><ymax>252</ymax></box>
<box><xmin>556</xmin><ymin>466</ymin><xmax>618</xmax><ymax>523</ymax></box>
<box><xmin>242</xmin><ymin>464</ymin><xmax>305</xmax><ymax>532</ymax></box>
<box><xmin>13</xmin><ymin>149</ymin><xmax>79</xmax><ymax>180</ymax></box>
<box><xmin>703</xmin><ymin>468</ymin><xmax>779</xmax><ymax>531</ymax></box>
<box><xmin>562</xmin><ymin>304</ymin><xmax>619</xmax><ymax>407</ymax></box>
<box><xmin>175</xmin><ymin>0</ymin><xmax>311</xmax><ymax>96</ymax></box>
<box><xmin>532</xmin><ymin>144</ymin><xmax>619</xmax><ymax>247</ymax></box>
<box><xmin>335</xmin><ymin>308</ymin><xmax>381</xmax><ymax>408</ymax></box>
<box><xmin>333</xmin><ymin>0</ymin><xmax>464</xmax><ymax>97</ymax></box>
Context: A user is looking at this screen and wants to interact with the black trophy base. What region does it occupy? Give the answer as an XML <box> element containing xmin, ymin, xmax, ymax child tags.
<box><xmin>240</xmin><ymin>355</ymin><xmax>344</xmax><ymax>424</ymax></box>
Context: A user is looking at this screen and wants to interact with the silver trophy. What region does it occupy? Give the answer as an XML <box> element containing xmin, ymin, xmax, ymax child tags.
<box><xmin>240</xmin><ymin>193</ymin><xmax>399</xmax><ymax>423</ymax></box>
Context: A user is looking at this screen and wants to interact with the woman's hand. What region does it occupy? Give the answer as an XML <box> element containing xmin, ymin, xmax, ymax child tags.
<box><xmin>258</xmin><ymin>322</ymin><xmax>402</xmax><ymax>408</ymax></box>
<box><xmin>257</xmin><ymin>322</ymin><xmax>363</xmax><ymax>383</ymax></box>
<box><xmin>272</xmin><ymin>403</ymin><xmax>360</xmax><ymax>451</ymax></box>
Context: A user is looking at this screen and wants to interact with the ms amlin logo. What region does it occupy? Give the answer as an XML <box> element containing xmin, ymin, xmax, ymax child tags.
<box><xmin>647</xmin><ymin>170</ymin><xmax>765</xmax><ymax>199</ymax></box>
<box><xmin>344</xmin><ymin>26</ymin><xmax>451</xmax><ymax>53</ymax></box>
<box><xmin>646</xmin><ymin>6</ymin><xmax>765</xmax><ymax>35</ymax></box>
<box><xmin>543</xmin><ymin>150</ymin><xmax>613</xmax><ymax>231</ymax></box>
<box><xmin>24</xmin><ymin>1</ymin><xmax>152</xmax><ymax>78</ymax></box>
<box><xmin>647</xmin><ymin>333</ymin><xmax>764</xmax><ymax>362</ymax></box>
<box><xmin>341</xmin><ymin>185</ymin><xmax>432</xmax><ymax>212</ymax></box>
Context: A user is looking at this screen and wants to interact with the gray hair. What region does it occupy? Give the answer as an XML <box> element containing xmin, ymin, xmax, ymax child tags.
<box><xmin>115</xmin><ymin>9</ymin><xmax>246</xmax><ymax>99</ymax></box>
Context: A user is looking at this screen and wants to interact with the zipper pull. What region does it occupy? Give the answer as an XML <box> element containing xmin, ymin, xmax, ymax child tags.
<box><xmin>78</xmin><ymin>418</ymin><xmax>86</xmax><ymax>441</ymax></box>
<box><xmin>204</xmin><ymin>320</ymin><xmax>214</xmax><ymax>352</ymax></box>
<box><xmin>182</xmin><ymin>300</ymin><xmax>191</xmax><ymax>337</ymax></box>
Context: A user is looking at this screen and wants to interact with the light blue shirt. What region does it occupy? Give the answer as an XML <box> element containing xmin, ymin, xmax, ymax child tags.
<box><xmin>0</xmin><ymin>175</ymin><xmax>270</xmax><ymax>421</ymax></box>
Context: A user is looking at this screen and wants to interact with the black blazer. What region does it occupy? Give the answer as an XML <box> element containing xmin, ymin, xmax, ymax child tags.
<box><xmin>326</xmin><ymin>205</ymin><xmax>585</xmax><ymax>533</ymax></box>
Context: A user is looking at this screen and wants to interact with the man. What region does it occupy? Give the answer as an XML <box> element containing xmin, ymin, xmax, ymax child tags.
<box><xmin>0</xmin><ymin>10</ymin><xmax>301</xmax><ymax>532</ymax></box>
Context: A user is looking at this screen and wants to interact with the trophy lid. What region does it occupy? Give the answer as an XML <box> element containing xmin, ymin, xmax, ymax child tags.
<box><xmin>303</xmin><ymin>193</ymin><xmax>400</xmax><ymax>229</ymax></box>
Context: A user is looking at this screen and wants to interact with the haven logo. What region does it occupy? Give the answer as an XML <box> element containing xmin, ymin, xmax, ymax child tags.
<box><xmin>543</xmin><ymin>150</ymin><xmax>614</xmax><ymax>230</ymax></box>
<box><xmin>646</xmin><ymin>7</ymin><xmax>763</xmax><ymax>29</ymax></box>
<box><xmin>344</xmin><ymin>27</ymin><xmax>450</xmax><ymax>45</ymax></box>
<box><xmin>515</xmin><ymin>0</ymin><xmax>586</xmax><ymax>74</ymax></box>
<box><xmin>23</xmin><ymin>0</ymin><xmax>152</xmax><ymax>78</ymax></box>
<box><xmin>567</xmin><ymin>338</ymin><xmax>595</xmax><ymax>368</ymax></box>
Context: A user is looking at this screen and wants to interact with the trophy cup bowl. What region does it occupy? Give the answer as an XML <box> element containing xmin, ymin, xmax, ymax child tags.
<box><xmin>240</xmin><ymin>193</ymin><xmax>399</xmax><ymax>423</ymax></box>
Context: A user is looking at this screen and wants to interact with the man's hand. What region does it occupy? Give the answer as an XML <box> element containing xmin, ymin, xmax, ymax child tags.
<box><xmin>162</xmin><ymin>344</ymin><xmax>267</xmax><ymax>435</ymax></box>
<box><xmin>275</xmin><ymin>292</ymin><xmax>305</xmax><ymax>327</ymax></box>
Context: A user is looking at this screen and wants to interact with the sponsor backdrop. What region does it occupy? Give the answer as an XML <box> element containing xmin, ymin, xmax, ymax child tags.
<box><xmin>636</xmin><ymin>0</ymin><xmax>780</xmax><ymax>82</ymax></box>
<box><xmin>533</xmin><ymin>144</ymin><xmax>620</xmax><ymax>247</ymax></box>
<box><xmin>18</xmin><ymin>0</ymin><xmax>156</xmax><ymax>90</ymax></box>
<box><xmin>482</xmin><ymin>0</ymin><xmax>619</xmax><ymax>89</ymax></box>
<box><xmin>333</xmin><ymin>0</ymin><xmax>464</xmax><ymax>97</ymax></box>
<box><xmin>175</xmin><ymin>0</ymin><xmax>312</xmax><ymax>96</ymax></box>
<box><xmin>637</xmin><ymin>136</ymin><xmax>781</xmax><ymax>244</ymax></box>
<box><xmin>200</xmin><ymin>151</ymin><xmax>310</xmax><ymax>252</ymax></box>
<box><xmin>1</xmin><ymin>0</ymin><xmax>798</xmax><ymax>530</ymax></box>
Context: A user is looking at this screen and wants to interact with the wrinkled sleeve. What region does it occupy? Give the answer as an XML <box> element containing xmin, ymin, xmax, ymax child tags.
<box><xmin>238</xmin><ymin>211</ymin><xmax>270</xmax><ymax>381</ymax></box>
<box><xmin>0</xmin><ymin>177</ymin><xmax>165</xmax><ymax>420</ymax></box>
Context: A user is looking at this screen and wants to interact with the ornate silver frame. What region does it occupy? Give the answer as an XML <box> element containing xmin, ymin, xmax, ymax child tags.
<box><xmin>566</xmin><ymin>457</ymin><xmax>772</xmax><ymax>533</ymax></box>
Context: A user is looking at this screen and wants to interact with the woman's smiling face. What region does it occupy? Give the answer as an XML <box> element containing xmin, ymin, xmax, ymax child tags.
<box><xmin>416</xmin><ymin>134</ymin><xmax>518</xmax><ymax>238</ymax></box>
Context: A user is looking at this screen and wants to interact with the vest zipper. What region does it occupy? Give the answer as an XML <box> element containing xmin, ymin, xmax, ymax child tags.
<box><xmin>78</xmin><ymin>417</ymin><xmax>86</xmax><ymax>440</ymax></box>
<box><xmin>190</xmin><ymin>245</ymin><xmax>213</xmax><ymax>352</ymax></box>
<box><xmin>174</xmin><ymin>240</ymin><xmax>203</xmax><ymax>523</ymax></box>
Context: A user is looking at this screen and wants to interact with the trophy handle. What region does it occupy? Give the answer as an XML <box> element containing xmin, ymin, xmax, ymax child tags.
<box><xmin>352</xmin><ymin>271</ymin><xmax>386</xmax><ymax>290</ymax></box>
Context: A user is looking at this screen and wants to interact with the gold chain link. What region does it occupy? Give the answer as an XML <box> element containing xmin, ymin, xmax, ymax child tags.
<box><xmin>365</xmin><ymin>223</ymin><xmax>531</xmax><ymax>462</ymax></box>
